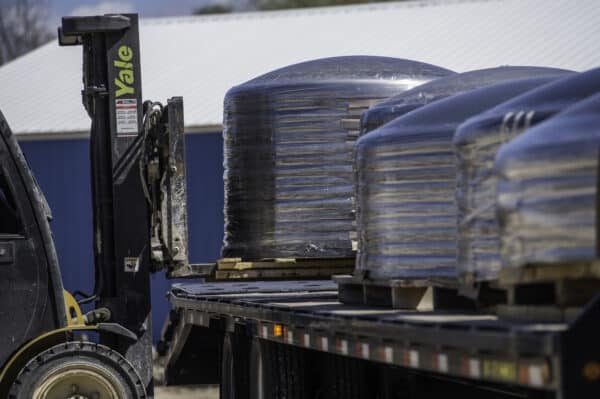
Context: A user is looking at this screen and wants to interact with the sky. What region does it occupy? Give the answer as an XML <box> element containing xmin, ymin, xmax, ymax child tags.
<box><xmin>49</xmin><ymin>0</ymin><xmax>244</xmax><ymax>22</ymax></box>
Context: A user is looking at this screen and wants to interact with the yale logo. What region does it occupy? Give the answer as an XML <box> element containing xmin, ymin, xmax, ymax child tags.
<box><xmin>114</xmin><ymin>45</ymin><xmax>135</xmax><ymax>97</ymax></box>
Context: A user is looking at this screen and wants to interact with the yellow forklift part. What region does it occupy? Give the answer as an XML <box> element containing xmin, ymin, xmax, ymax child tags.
<box><xmin>0</xmin><ymin>288</ymin><xmax>138</xmax><ymax>393</ymax></box>
<box><xmin>0</xmin><ymin>290</ymin><xmax>92</xmax><ymax>390</ymax></box>
<box><xmin>63</xmin><ymin>290</ymin><xmax>86</xmax><ymax>327</ymax></box>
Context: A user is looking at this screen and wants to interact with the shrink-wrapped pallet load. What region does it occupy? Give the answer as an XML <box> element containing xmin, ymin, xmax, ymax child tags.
<box><xmin>222</xmin><ymin>56</ymin><xmax>452</xmax><ymax>260</ymax></box>
<box><xmin>360</xmin><ymin>67</ymin><xmax>569</xmax><ymax>135</ymax></box>
<box><xmin>355</xmin><ymin>76</ymin><xmax>561</xmax><ymax>281</ymax></box>
<box><xmin>454</xmin><ymin>69</ymin><xmax>600</xmax><ymax>288</ymax></box>
<box><xmin>496</xmin><ymin>93</ymin><xmax>600</xmax><ymax>269</ymax></box>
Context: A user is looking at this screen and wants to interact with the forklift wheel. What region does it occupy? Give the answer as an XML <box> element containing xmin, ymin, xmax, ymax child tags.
<box><xmin>9</xmin><ymin>341</ymin><xmax>146</xmax><ymax>399</ymax></box>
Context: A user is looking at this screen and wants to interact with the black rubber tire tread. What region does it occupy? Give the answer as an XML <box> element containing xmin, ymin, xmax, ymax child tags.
<box><xmin>259</xmin><ymin>340</ymin><xmax>310</xmax><ymax>399</ymax></box>
<box><xmin>221</xmin><ymin>334</ymin><xmax>235</xmax><ymax>399</ymax></box>
<box><xmin>221</xmin><ymin>332</ymin><xmax>250</xmax><ymax>399</ymax></box>
<box><xmin>272</xmin><ymin>342</ymin><xmax>286</xmax><ymax>399</ymax></box>
<box><xmin>249</xmin><ymin>338</ymin><xmax>273</xmax><ymax>399</ymax></box>
<box><xmin>8</xmin><ymin>341</ymin><xmax>146</xmax><ymax>398</ymax></box>
<box><xmin>317</xmin><ymin>353</ymin><xmax>370</xmax><ymax>399</ymax></box>
<box><xmin>263</xmin><ymin>340</ymin><xmax>279</xmax><ymax>399</ymax></box>
<box><xmin>280</xmin><ymin>343</ymin><xmax>309</xmax><ymax>399</ymax></box>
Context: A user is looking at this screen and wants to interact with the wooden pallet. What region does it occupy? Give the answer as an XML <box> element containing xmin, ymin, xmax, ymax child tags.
<box><xmin>215</xmin><ymin>257</ymin><xmax>354</xmax><ymax>280</ymax></box>
<box><xmin>496</xmin><ymin>262</ymin><xmax>600</xmax><ymax>322</ymax></box>
<box><xmin>334</xmin><ymin>274</ymin><xmax>473</xmax><ymax>310</ymax></box>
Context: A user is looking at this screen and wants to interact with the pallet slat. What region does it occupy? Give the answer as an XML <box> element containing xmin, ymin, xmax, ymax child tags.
<box><xmin>334</xmin><ymin>275</ymin><xmax>472</xmax><ymax>310</ymax></box>
<box><xmin>216</xmin><ymin>267</ymin><xmax>350</xmax><ymax>280</ymax></box>
<box><xmin>218</xmin><ymin>257</ymin><xmax>354</xmax><ymax>270</ymax></box>
<box><xmin>499</xmin><ymin>261</ymin><xmax>600</xmax><ymax>284</ymax></box>
<box><xmin>215</xmin><ymin>257</ymin><xmax>354</xmax><ymax>280</ymax></box>
<box><xmin>497</xmin><ymin>262</ymin><xmax>600</xmax><ymax>322</ymax></box>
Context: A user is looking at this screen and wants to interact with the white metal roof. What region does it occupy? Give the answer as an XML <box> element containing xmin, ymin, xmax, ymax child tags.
<box><xmin>1</xmin><ymin>0</ymin><xmax>599</xmax><ymax>137</ymax></box>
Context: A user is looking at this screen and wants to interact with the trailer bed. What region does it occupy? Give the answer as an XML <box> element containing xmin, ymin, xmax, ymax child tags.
<box><xmin>164</xmin><ymin>280</ymin><xmax>600</xmax><ymax>398</ymax></box>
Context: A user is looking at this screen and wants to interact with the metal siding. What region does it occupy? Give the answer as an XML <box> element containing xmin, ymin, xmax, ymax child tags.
<box><xmin>186</xmin><ymin>133</ymin><xmax>225</xmax><ymax>263</ymax></box>
<box><xmin>2</xmin><ymin>0</ymin><xmax>600</xmax><ymax>136</ymax></box>
<box><xmin>18</xmin><ymin>133</ymin><xmax>224</xmax><ymax>341</ymax></box>
<box><xmin>18</xmin><ymin>138</ymin><xmax>95</xmax><ymax>298</ymax></box>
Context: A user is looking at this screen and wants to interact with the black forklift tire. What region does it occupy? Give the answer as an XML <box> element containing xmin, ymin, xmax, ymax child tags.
<box><xmin>273</xmin><ymin>342</ymin><xmax>309</xmax><ymax>399</ymax></box>
<box><xmin>221</xmin><ymin>332</ymin><xmax>250</xmax><ymax>399</ymax></box>
<box><xmin>8</xmin><ymin>341</ymin><xmax>146</xmax><ymax>399</ymax></box>
<box><xmin>316</xmin><ymin>353</ymin><xmax>370</xmax><ymax>399</ymax></box>
<box><xmin>249</xmin><ymin>338</ymin><xmax>271</xmax><ymax>399</ymax></box>
<box><xmin>249</xmin><ymin>338</ymin><xmax>310</xmax><ymax>399</ymax></box>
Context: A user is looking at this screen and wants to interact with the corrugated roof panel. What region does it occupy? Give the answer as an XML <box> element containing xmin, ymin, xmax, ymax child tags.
<box><xmin>1</xmin><ymin>0</ymin><xmax>599</xmax><ymax>136</ymax></box>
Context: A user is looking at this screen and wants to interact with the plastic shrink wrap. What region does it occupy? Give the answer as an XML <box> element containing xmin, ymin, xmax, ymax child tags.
<box><xmin>360</xmin><ymin>67</ymin><xmax>570</xmax><ymax>135</ymax></box>
<box><xmin>355</xmin><ymin>77</ymin><xmax>561</xmax><ymax>281</ymax></box>
<box><xmin>454</xmin><ymin>69</ymin><xmax>599</xmax><ymax>284</ymax></box>
<box><xmin>496</xmin><ymin>93</ymin><xmax>600</xmax><ymax>269</ymax></box>
<box><xmin>222</xmin><ymin>56</ymin><xmax>452</xmax><ymax>259</ymax></box>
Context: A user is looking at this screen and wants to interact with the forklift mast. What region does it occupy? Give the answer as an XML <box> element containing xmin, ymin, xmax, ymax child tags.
<box><xmin>58</xmin><ymin>14</ymin><xmax>190</xmax><ymax>394</ymax></box>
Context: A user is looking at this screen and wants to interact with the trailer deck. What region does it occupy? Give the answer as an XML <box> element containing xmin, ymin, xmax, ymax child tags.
<box><xmin>163</xmin><ymin>280</ymin><xmax>600</xmax><ymax>398</ymax></box>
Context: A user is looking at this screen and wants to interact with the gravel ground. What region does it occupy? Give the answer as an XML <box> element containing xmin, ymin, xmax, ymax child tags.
<box><xmin>154</xmin><ymin>350</ymin><xmax>219</xmax><ymax>399</ymax></box>
<box><xmin>155</xmin><ymin>385</ymin><xmax>219</xmax><ymax>399</ymax></box>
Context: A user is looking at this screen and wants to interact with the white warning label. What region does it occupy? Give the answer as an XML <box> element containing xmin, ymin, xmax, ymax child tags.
<box><xmin>115</xmin><ymin>98</ymin><xmax>139</xmax><ymax>135</ymax></box>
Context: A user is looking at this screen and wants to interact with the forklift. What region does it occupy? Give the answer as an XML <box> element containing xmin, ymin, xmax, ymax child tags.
<box><xmin>0</xmin><ymin>13</ymin><xmax>191</xmax><ymax>398</ymax></box>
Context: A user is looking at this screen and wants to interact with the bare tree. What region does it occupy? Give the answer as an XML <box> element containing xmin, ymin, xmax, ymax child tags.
<box><xmin>0</xmin><ymin>0</ymin><xmax>53</xmax><ymax>66</ymax></box>
<box><xmin>252</xmin><ymin>0</ymin><xmax>401</xmax><ymax>11</ymax></box>
<box><xmin>193</xmin><ymin>4</ymin><xmax>233</xmax><ymax>15</ymax></box>
<box><xmin>192</xmin><ymin>0</ymin><xmax>409</xmax><ymax>15</ymax></box>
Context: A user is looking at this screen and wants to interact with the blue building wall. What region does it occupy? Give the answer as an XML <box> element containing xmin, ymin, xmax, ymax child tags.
<box><xmin>19</xmin><ymin>133</ymin><xmax>224</xmax><ymax>342</ymax></box>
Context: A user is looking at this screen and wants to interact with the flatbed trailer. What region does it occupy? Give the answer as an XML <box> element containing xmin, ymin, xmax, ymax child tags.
<box><xmin>161</xmin><ymin>280</ymin><xmax>600</xmax><ymax>399</ymax></box>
